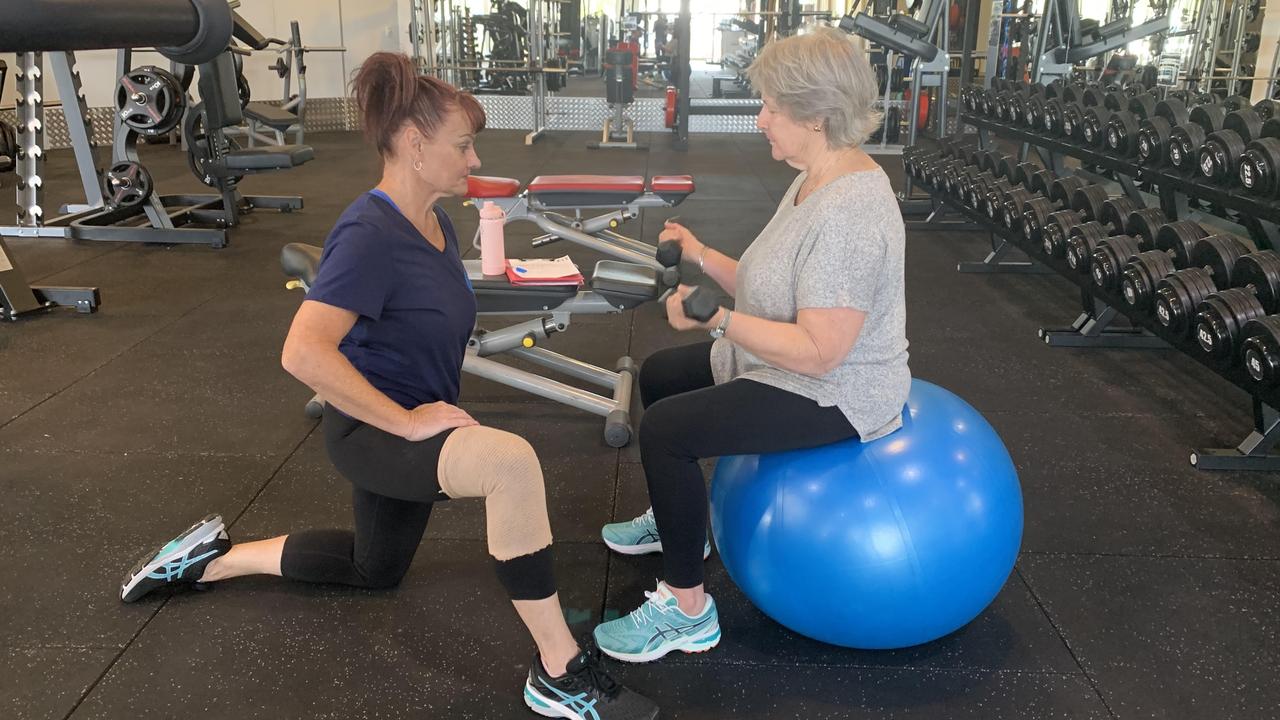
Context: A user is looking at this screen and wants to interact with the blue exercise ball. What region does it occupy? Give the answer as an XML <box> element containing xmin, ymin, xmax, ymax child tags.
<box><xmin>709</xmin><ymin>379</ymin><xmax>1022</xmax><ymax>650</ymax></box>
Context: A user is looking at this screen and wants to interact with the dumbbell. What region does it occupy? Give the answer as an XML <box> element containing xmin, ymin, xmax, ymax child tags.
<box><xmin>1169</xmin><ymin>103</ymin><xmax>1227</xmax><ymax>173</ymax></box>
<box><xmin>1122</xmin><ymin>234</ymin><xmax>1247</xmax><ymax>314</ymax></box>
<box><xmin>1221</xmin><ymin>95</ymin><xmax>1253</xmax><ymax>112</ymax></box>
<box><xmin>1153</xmin><ymin>236</ymin><xmax>1251</xmax><ymax>337</ymax></box>
<box><xmin>996</xmin><ymin>168</ymin><xmax>1055</xmax><ymax>232</ymax></box>
<box><xmin>1253</xmin><ymin>100</ymin><xmax>1280</xmax><ymax>122</ymax></box>
<box><xmin>1024</xmin><ymin>82</ymin><xmax>1059</xmax><ymax>128</ymax></box>
<box><xmin>1040</xmin><ymin>185</ymin><xmax>1120</xmax><ymax>258</ymax></box>
<box><xmin>1105</xmin><ymin>93</ymin><xmax>1158</xmax><ymax>156</ymax></box>
<box><xmin>1198</xmin><ymin>107</ymin><xmax>1265</xmax><ymax>184</ymax></box>
<box><xmin>994</xmin><ymin>85</ymin><xmax>1029</xmax><ymax>123</ymax></box>
<box><xmin>1081</xmin><ymin>103</ymin><xmax>1118</xmax><ymax>148</ymax></box>
<box><xmin>1240</xmin><ymin>313</ymin><xmax>1280</xmax><ymax>386</ymax></box>
<box><xmin>1020</xmin><ymin>175</ymin><xmax>1088</xmax><ymax>245</ymax></box>
<box><xmin>1238</xmin><ymin>118</ymin><xmax>1280</xmax><ymax>197</ymax></box>
<box><xmin>654</xmin><ymin>239</ymin><xmax>722</xmax><ymax>322</ymax></box>
<box><xmin>971</xmin><ymin>171</ymin><xmax>1012</xmax><ymax>211</ymax></box>
<box><xmin>1194</xmin><ymin>250</ymin><xmax>1280</xmax><ymax>365</ymax></box>
<box><xmin>1091</xmin><ymin>219</ymin><xmax>1207</xmax><ymax>291</ymax></box>
<box><xmin>1062</xmin><ymin>198</ymin><xmax>1140</xmax><ymax>272</ymax></box>
<box><xmin>970</xmin><ymin>172</ymin><xmax>1013</xmax><ymax>213</ymax></box>
<box><xmin>1124</xmin><ymin>207</ymin><xmax>1170</xmax><ymax>248</ymax></box>
<box><xmin>1000</xmin><ymin>159</ymin><xmax>1040</xmax><ymax>189</ymax></box>
<box><xmin>1045</xmin><ymin>83</ymin><xmax>1096</xmax><ymax>137</ymax></box>
<box><xmin>1135</xmin><ymin>98</ymin><xmax>1191</xmax><ymax>166</ymax></box>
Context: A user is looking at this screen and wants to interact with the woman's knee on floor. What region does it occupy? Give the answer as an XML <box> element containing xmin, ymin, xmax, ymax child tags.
<box><xmin>353</xmin><ymin>554</ymin><xmax>414</xmax><ymax>589</ymax></box>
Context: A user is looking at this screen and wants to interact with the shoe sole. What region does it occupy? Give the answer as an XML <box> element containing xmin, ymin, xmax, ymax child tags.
<box><xmin>120</xmin><ymin>514</ymin><xmax>225</xmax><ymax>603</ymax></box>
<box><xmin>596</xmin><ymin>622</ymin><xmax>721</xmax><ymax>664</ymax></box>
<box><xmin>603</xmin><ymin>537</ymin><xmax>712</xmax><ymax>560</ymax></box>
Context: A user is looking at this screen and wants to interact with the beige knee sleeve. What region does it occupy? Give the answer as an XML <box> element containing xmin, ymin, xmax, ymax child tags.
<box><xmin>437</xmin><ymin>426</ymin><xmax>553</xmax><ymax>562</ymax></box>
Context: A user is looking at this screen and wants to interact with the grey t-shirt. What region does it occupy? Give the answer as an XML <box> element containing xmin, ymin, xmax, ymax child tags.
<box><xmin>710</xmin><ymin>169</ymin><xmax>911</xmax><ymax>441</ymax></box>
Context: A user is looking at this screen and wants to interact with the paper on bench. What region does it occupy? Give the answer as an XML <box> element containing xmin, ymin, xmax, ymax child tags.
<box><xmin>506</xmin><ymin>256</ymin><xmax>585</xmax><ymax>286</ymax></box>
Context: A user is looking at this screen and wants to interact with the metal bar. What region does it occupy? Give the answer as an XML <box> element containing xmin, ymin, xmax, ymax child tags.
<box><xmin>48</xmin><ymin>52</ymin><xmax>103</xmax><ymax>209</ymax></box>
<box><xmin>510</xmin><ymin>346</ymin><xmax>621</xmax><ymax>389</ymax></box>
<box><xmin>462</xmin><ymin>353</ymin><xmax>616</xmax><ymax>416</ymax></box>
<box><xmin>529</xmin><ymin>214</ymin><xmax>662</xmax><ymax>269</ymax></box>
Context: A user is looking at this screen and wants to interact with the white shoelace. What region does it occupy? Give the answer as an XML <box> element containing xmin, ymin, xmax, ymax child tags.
<box><xmin>628</xmin><ymin>588</ymin><xmax>676</xmax><ymax>629</ymax></box>
<box><xmin>631</xmin><ymin>507</ymin><xmax>655</xmax><ymax>527</ymax></box>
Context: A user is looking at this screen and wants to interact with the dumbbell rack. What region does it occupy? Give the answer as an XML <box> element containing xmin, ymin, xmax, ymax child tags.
<box><xmin>911</xmin><ymin>149</ymin><xmax>1280</xmax><ymax>472</ymax></box>
<box><xmin>959</xmin><ymin>112</ymin><xmax>1280</xmax><ymax>249</ymax></box>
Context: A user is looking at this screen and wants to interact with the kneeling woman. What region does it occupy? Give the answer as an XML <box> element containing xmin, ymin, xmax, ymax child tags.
<box><xmin>119</xmin><ymin>52</ymin><xmax>656</xmax><ymax>720</ymax></box>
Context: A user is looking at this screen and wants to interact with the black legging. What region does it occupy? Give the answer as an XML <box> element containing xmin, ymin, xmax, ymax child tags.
<box><xmin>639</xmin><ymin>341</ymin><xmax>859</xmax><ymax>588</ymax></box>
<box><xmin>278</xmin><ymin>406</ymin><xmax>554</xmax><ymax>600</ymax></box>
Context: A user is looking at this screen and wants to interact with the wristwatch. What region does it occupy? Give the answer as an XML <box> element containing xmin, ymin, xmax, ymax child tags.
<box><xmin>710</xmin><ymin>309</ymin><xmax>733</xmax><ymax>339</ymax></box>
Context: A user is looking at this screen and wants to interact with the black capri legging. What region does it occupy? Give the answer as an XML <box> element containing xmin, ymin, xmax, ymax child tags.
<box><xmin>278</xmin><ymin>406</ymin><xmax>555</xmax><ymax>600</ymax></box>
<box><xmin>639</xmin><ymin>341</ymin><xmax>859</xmax><ymax>588</ymax></box>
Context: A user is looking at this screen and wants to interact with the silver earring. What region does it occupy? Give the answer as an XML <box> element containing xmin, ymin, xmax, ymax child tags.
<box><xmin>413</xmin><ymin>160</ymin><xmax>423</xmax><ymax>171</ymax></box>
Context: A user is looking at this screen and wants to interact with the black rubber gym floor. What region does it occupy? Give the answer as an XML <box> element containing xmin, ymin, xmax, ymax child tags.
<box><xmin>2</xmin><ymin>129</ymin><xmax>1278</xmax><ymax>719</ymax></box>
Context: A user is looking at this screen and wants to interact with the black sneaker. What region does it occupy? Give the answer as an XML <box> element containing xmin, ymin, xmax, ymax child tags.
<box><xmin>120</xmin><ymin>514</ymin><xmax>231</xmax><ymax>603</ymax></box>
<box><xmin>523</xmin><ymin>648</ymin><xmax>659</xmax><ymax>720</ymax></box>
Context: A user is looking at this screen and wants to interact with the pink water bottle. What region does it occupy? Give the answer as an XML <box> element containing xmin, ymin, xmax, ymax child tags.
<box><xmin>479</xmin><ymin>201</ymin><xmax>507</xmax><ymax>276</ymax></box>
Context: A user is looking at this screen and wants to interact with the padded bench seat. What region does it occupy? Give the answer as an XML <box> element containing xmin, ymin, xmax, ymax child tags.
<box><xmin>243</xmin><ymin>101</ymin><xmax>299</xmax><ymax>132</ymax></box>
<box><xmin>466</xmin><ymin>174</ymin><xmax>696</xmax><ymax>207</ymax></box>
<box><xmin>528</xmin><ymin>175</ymin><xmax>646</xmax><ymax>207</ymax></box>
<box><xmin>225</xmin><ymin>144</ymin><xmax>315</xmax><ymax>171</ymax></box>
<box><xmin>468</xmin><ymin>176</ymin><xmax>524</xmax><ymax>198</ymax></box>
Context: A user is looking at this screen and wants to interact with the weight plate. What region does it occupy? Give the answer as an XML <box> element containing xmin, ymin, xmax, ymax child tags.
<box><xmin>115</xmin><ymin>66</ymin><xmax>186</xmax><ymax>136</ymax></box>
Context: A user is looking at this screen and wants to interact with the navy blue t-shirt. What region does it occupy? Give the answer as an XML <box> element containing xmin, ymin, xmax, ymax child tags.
<box><xmin>307</xmin><ymin>191</ymin><xmax>477</xmax><ymax>410</ymax></box>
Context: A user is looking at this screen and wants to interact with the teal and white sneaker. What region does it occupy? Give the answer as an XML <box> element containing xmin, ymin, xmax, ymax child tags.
<box><xmin>593</xmin><ymin>582</ymin><xmax>721</xmax><ymax>663</ymax></box>
<box><xmin>601</xmin><ymin>507</ymin><xmax>711</xmax><ymax>559</ymax></box>
<box><xmin>120</xmin><ymin>514</ymin><xmax>231</xmax><ymax>603</ymax></box>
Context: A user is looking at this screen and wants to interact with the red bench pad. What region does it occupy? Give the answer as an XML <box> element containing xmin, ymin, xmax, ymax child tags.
<box><xmin>649</xmin><ymin>175</ymin><xmax>695</xmax><ymax>193</ymax></box>
<box><xmin>467</xmin><ymin>175</ymin><xmax>522</xmax><ymax>198</ymax></box>
<box><xmin>528</xmin><ymin>175</ymin><xmax>647</xmax><ymax>194</ymax></box>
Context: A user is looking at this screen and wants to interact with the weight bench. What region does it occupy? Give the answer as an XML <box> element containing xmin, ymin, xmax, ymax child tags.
<box><xmin>466</xmin><ymin>173</ymin><xmax>695</xmax><ymax>271</ymax></box>
<box><xmin>243</xmin><ymin>101</ymin><xmax>300</xmax><ymax>147</ymax></box>
<box><xmin>281</xmin><ymin>237</ymin><xmax>671</xmax><ymax>447</ymax></box>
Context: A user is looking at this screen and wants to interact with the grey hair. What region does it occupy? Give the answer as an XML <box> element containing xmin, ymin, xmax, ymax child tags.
<box><xmin>745</xmin><ymin>26</ymin><xmax>883</xmax><ymax>148</ymax></box>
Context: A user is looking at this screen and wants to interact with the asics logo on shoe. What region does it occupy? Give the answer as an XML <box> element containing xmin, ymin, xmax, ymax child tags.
<box><xmin>536</xmin><ymin>678</ymin><xmax>601</xmax><ymax>720</ymax></box>
<box><xmin>646</xmin><ymin>615</ymin><xmax>715</xmax><ymax>649</ymax></box>
<box><xmin>146</xmin><ymin>549</ymin><xmax>220</xmax><ymax>582</ymax></box>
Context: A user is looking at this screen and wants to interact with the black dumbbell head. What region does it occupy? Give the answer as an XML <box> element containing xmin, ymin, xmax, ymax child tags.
<box><xmin>1194</xmin><ymin>288</ymin><xmax>1266</xmax><ymax>363</ymax></box>
<box><xmin>1155</xmin><ymin>267</ymin><xmax>1218</xmax><ymax>336</ymax></box>
<box><xmin>1241</xmin><ymin>316</ymin><xmax>1280</xmax><ymax>386</ymax></box>
<box><xmin>1191</xmin><ymin>235</ymin><xmax>1250</xmax><ymax>289</ymax></box>
<box><xmin>1125</xmin><ymin>207</ymin><xmax>1169</xmax><ymax>247</ymax></box>
<box><xmin>1153</xmin><ymin>220</ymin><xmax>1209</xmax><ymax>268</ymax></box>
<box><xmin>1232</xmin><ymin>251</ymin><xmax>1280</xmax><ymax>314</ymax></box>
<box><xmin>1121</xmin><ymin>250</ymin><xmax>1177</xmax><ymax>311</ymax></box>
<box><xmin>1239</xmin><ymin>138</ymin><xmax>1280</xmax><ymax>197</ymax></box>
<box><xmin>1100</xmin><ymin>197</ymin><xmax>1138</xmax><ymax>235</ymax></box>
<box><xmin>1065</xmin><ymin>222</ymin><xmax>1110</xmax><ymax>273</ymax></box>
<box><xmin>1091</xmin><ymin>235</ymin><xmax>1144</xmax><ymax>290</ymax></box>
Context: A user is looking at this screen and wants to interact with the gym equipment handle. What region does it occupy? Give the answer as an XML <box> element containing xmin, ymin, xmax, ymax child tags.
<box><xmin>0</xmin><ymin>0</ymin><xmax>233</xmax><ymax>66</ymax></box>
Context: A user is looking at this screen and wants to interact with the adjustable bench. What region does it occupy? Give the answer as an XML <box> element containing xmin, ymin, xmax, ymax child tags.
<box><xmin>466</xmin><ymin>173</ymin><xmax>695</xmax><ymax>270</ymax></box>
<box><xmin>280</xmin><ymin>225</ymin><xmax>671</xmax><ymax>447</ymax></box>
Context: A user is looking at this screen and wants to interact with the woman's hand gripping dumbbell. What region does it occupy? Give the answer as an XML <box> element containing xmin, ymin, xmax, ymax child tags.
<box><xmin>655</xmin><ymin>225</ymin><xmax>726</xmax><ymax>329</ymax></box>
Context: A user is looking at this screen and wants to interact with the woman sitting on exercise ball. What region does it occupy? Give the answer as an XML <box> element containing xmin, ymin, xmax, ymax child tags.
<box><xmin>595</xmin><ymin>27</ymin><xmax>910</xmax><ymax>661</ymax></box>
<box><xmin>118</xmin><ymin>52</ymin><xmax>657</xmax><ymax>720</ymax></box>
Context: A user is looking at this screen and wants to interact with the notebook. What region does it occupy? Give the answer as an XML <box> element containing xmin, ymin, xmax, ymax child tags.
<box><xmin>505</xmin><ymin>257</ymin><xmax>585</xmax><ymax>286</ymax></box>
